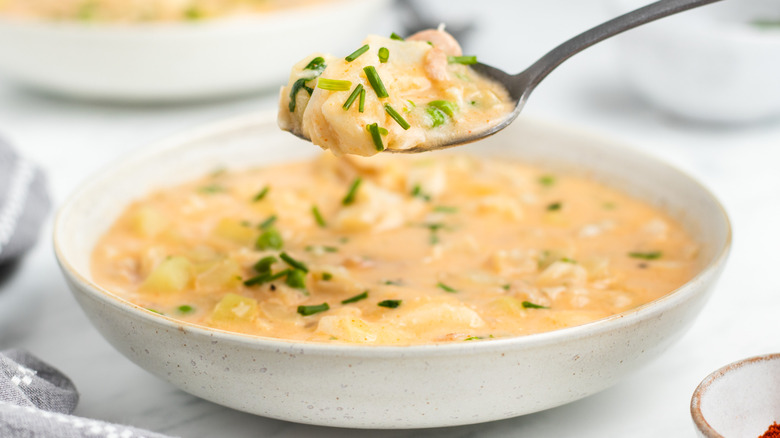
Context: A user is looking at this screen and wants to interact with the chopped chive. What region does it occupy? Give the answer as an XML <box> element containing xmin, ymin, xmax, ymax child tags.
<box><xmin>317</xmin><ymin>78</ymin><xmax>352</xmax><ymax>91</ymax></box>
<box><xmin>177</xmin><ymin>305</ymin><xmax>195</xmax><ymax>314</ymax></box>
<box><xmin>385</xmin><ymin>104</ymin><xmax>410</xmax><ymax>130</ymax></box>
<box><xmin>365</xmin><ymin>124</ymin><xmax>389</xmax><ymax>135</ymax></box>
<box><xmin>342</xmin><ymin>177</ymin><xmax>362</xmax><ymax>205</ymax></box>
<box><xmin>297</xmin><ymin>303</ymin><xmax>329</xmax><ymax>316</ymax></box>
<box><xmin>628</xmin><ymin>251</ymin><xmax>662</xmax><ymax>260</ymax></box>
<box><xmin>547</xmin><ymin>202</ymin><xmax>562</xmax><ymax>211</ymax></box>
<box><xmin>433</xmin><ymin>206</ymin><xmax>458</xmax><ymax>213</ymax></box>
<box><xmin>341</xmin><ymin>291</ymin><xmax>369</xmax><ymax>304</ymax></box>
<box><xmin>345</xmin><ymin>44</ymin><xmax>370</xmax><ymax>62</ymax></box>
<box><xmin>464</xmin><ymin>336</ymin><xmax>483</xmax><ymax>341</ymax></box>
<box><xmin>501</xmin><ymin>284</ymin><xmax>511</xmax><ymax>291</ymax></box>
<box><xmin>378</xmin><ymin>299</ymin><xmax>402</xmax><ymax>309</ymax></box>
<box><xmin>256</xmin><ymin>227</ymin><xmax>283</xmax><ymax>250</ymax></box>
<box><xmin>305</xmin><ymin>245</ymin><xmax>338</xmax><ymax>253</ymax></box>
<box><xmin>244</xmin><ymin>273</ymin><xmax>271</xmax><ymax>287</ymax></box>
<box><xmin>146</xmin><ymin>308</ymin><xmax>164</xmax><ymax>315</ymax></box>
<box><xmin>269</xmin><ymin>269</ymin><xmax>292</xmax><ymax>281</ymax></box>
<box><xmin>390</xmin><ymin>32</ymin><xmax>404</xmax><ymax>41</ymax></box>
<box><xmin>342</xmin><ymin>84</ymin><xmax>364</xmax><ymax>110</ymax></box>
<box><xmin>285</xmin><ymin>269</ymin><xmax>308</xmax><ymax>290</ymax></box>
<box><xmin>428</xmin><ymin>100</ymin><xmax>457</xmax><ymax>118</ymax></box>
<box><xmin>560</xmin><ymin>257</ymin><xmax>577</xmax><ymax>264</ymax></box>
<box><xmin>437</xmin><ymin>282</ymin><xmax>457</xmax><ymax>293</ymax></box>
<box><xmin>358</xmin><ymin>88</ymin><xmax>366</xmax><ymax>112</ymax></box>
<box><xmin>259</xmin><ymin>215</ymin><xmax>277</xmax><ymax>229</ymax></box>
<box><xmin>411</xmin><ymin>184</ymin><xmax>431</xmax><ymax>201</ymax></box>
<box><xmin>312</xmin><ymin>206</ymin><xmax>327</xmax><ymax>227</ymax></box>
<box><xmin>363</xmin><ymin>66</ymin><xmax>389</xmax><ymax>98</ymax></box>
<box><xmin>280</xmin><ymin>252</ymin><xmax>309</xmax><ymax>273</ymax></box>
<box><xmin>304</xmin><ymin>56</ymin><xmax>327</xmax><ymax>74</ymax></box>
<box><xmin>288</xmin><ymin>78</ymin><xmax>314</xmax><ymax>112</ymax></box>
<box><xmin>426</xmin><ymin>106</ymin><xmax>446</xmax><ymax>128</ymax></box>
<box><xmin>198</xmin><ymin>184</ymin><xmax>224</xmax><ymax>194</ymax></box>
<box><xmin>448</xmin><ymin>55</ymin><xmax>478</xmax><ymax>65</ymax></box>
<box><xmin>367</xmin><ymin>123</ymin><xmax>385</xmax><ymax>151</ymax></box>
<box><xmin>378</xmin><ymin>47</ymin><xmax>389</xmax><ymax>63</ymax></box>
<box><xmin>384</xmin><ymin>280</ymin><xmax>403</xmax><ymax>286</ymax></box>
<box><xmin>539</xmin><ymin>175</ymin><xmax>556</xmax><ymax>187</ymax></box>
<box><xmin>322</xmin><ymin>272</ymin><xmax>333</xmax><ymax>281</ymax></box>
<box><xmin>253</xmin><ymin>255</ymin><xmax>278</xmax><ymax>274</ymax></box>
<box><xmin>253</xmin><ymin>186</ymin><xmax>270</xmax><ymax>202</ymax></box>
<box><xmin>522</xmin><ymin>301</ymin><xmax>549</xmax><ymax>309</ymax></box>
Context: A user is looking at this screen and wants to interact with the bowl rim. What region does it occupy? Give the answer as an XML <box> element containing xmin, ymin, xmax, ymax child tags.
<box><xmin>690</xmin><ymin>353</ymin><xmax>780</xmax><ymax>438</ymax></box>
<box><xmin>53</xmin><ymin>111</ymin><xmax>733</xmax><ymax>357</ymax></box>
<box><xmin>0</xmin><ymin>0</ymin><xmax>378</xmax><ymax>30</ymax></box>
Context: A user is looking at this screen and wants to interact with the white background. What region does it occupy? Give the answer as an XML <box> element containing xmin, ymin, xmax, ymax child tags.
<box><xmin>2</xmin><ymin>1</ymin><xmax>779</xmax><ymax>436</ymax></box>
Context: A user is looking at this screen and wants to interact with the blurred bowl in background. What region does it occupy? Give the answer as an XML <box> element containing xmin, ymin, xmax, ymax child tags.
<box><xmin>0</xmin><ymin>0</ymin><xmax>390</xmax><ymax>103</ymax></box>
<box><xmin>613</xmin><ymin>0</ymin><xmax>780</xmax><ymax>124</ymax></box>
<box><xmin>691</xmin><ymin>353</ymin><xmax>780</xmax><ymax>437</ymax></box>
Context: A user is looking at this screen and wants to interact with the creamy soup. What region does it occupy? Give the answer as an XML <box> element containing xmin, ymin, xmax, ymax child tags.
<box><xmin>278</xmin><ymin>29</ymin><xmax>514</xmax><ymax>156</ymax></box>
<box><xmin>91</xmin><ymin>154</ymin><xmax>700</xmax><ymax>345</ymax></box>
<box><xmin>0</xmin><ymin>0</ymin><xmax>329</xmax><ymax>22</ymax></box>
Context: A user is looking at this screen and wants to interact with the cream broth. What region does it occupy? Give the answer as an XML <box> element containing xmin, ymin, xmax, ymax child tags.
<box><xmin>278</xmin><ymin>30</ymin><xmax>514</xmax><ymax>156</ymax></box>
<box><xmin>91</xmin><ymin>154</ymin><xmax>699</xmax><ymax>345</ymax></box>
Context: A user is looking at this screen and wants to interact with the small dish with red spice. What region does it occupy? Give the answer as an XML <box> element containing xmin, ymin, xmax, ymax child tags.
<box><xmin>691</xmin><ymin>353</ymin><xmax>780</xmax><ymax>437</ymax></box>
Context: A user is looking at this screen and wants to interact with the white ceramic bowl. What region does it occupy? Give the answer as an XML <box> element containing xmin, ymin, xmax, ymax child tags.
<box><xmin>54</xmin><ymin>113</ymin><xmax>731</xmax><ymax>428</ymax></box>
<box><xmin>0</xmin><ymin>0</ymin><xmax>389</xmax><ymax>102</ymax></box>
<box><xmin>613</xmin><ymin>0</ymin><xmax>780</xmax><ymax>123</ymax></box>
<box><xmin>691</xmin><ymin>354</ymin><xmax>780</xmax><ymax>437</ymax></box>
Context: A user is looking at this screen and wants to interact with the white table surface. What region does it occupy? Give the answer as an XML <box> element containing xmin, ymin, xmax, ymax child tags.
<box><xmin>2</xmin><ymin>1</ymin><xmax>779</xmax><ymax>437</ymax></box>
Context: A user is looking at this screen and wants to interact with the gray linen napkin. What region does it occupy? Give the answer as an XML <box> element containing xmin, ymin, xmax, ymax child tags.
<box><xmin>0</xmin><ymin>137</ymin><xmax>50</xmax><ymax>267</ymax></box>
<box><xmin>0</xmin><ymin>349</ymin><xmax>176</xmax><ymax>438</ymax></box>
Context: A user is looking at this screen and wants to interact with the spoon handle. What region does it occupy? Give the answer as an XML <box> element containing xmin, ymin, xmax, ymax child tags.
<box><xmin>519</xmin><ymin>0</ymin><xmax>723</xmax><ymax>94</ymax></box>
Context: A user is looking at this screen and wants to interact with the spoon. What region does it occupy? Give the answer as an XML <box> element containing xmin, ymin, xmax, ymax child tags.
<box><xmin>391</xmin><ymin>0</ymin><xmax>723</xmax><ymax>154</ymax></box>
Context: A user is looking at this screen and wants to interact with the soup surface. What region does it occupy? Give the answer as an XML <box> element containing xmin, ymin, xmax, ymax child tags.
<box><xmin>278</xmin><ymin>29</ymin><xmax>514</xmax><ymax>156</ymax></box>
<box><xmin>0</xmin><ymin>0</ymin><xmax>329</xmax><ymax>22</ymax></box>
<box><xmin>91</xmin><ymin>153</ymin><xmax>699</xmax><ymax>345</ymax></box>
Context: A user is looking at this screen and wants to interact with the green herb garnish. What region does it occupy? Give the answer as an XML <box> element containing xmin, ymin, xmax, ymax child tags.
<box><xmin>448</xmin><ymin>55</ymin><xmax>478</xmax><ymax>65</ymax></box>
<box><xmin>280</xmin><ymin>252</ymin><xmax>309</xmax><ymax>273</ymax></box>
<box><xmin>428</xmin><ymin>100</ymin><xmax>457</xmax><ymax>118</ymax></box>
<box><xmin>378</xmin><ymin>47</ymin><xmax>389</xmax><ymax>63</ymax></box>
<box><xmin>522</xmin><ymin>301</ymin><xmax>549</xmax><ymax>309</ymax></box>
<box><xmin>177</xmin><ymin>305</ymin><xmax>195</xmax><ymax>314</ymax></box>
<box><xmin>464</xmin><ymin>336</ymin><xmax>483</xmax><ymax>341</ymax></box>
<box><xmin>317</xmin><ymin>78</ymin><xmax>352</xmax><ymax>91</ymax></box>
<box><xmin>367</xmin><ymin>123</ymin><xmax>385</xmax><ymax>151</ymax></box>
<box><xmin>256</xmin><ymin>227</ymin><xmax>283</xmax><ymax>250</ymax></box>
<box><xmin>297</xmin><ymin>303</ymin><xmax>330</xmax><ymax>316</ymax></box>
<box><xmin>253</xmin><ymin>186</ymin><xmax>270</xmax><ymax>202</ymax></box>
<box><xmin>539</xmin><ymin>175</ymin><xmax>556</xmax><ymax>186</ymax></box>
<box><xmin>322</xmin><ymin>272</ymin><xmax>333</xmax><ymax>281</ymax></box>
<box><xmin>341</xmin><ymin>291</ymin><xmax>369</xmax><ymax>304</ymax></box>
<box><xmin>547</xmin><ymin>202</ymin><xmax>562</xmax><ymax>211</ymax></box>
<box><xmin>342</xmin><ymin>177</ymin><xmax>362</xmax><ymax>205</ymax></box>
<box><xmin>433</xmin><ymin>206</ymin><xmax>458</xmax><ymax>214</ymax></box>
<box><xmin>259</xmin><ymin>215</ymin><xmax>277</xmax><ymax>229</ymax></box>
<box><xmin>411</xmin><ymin>184</ymin><xmax>431</xmax><ymax>201</ymax></box>
<box><xmin>426</xmin><ymin>106</ymin><xmax>447</xmax><ymax>128</ymax></box>
<box><xmin>304</xmin><ymin>56</ymin><xmax>327</xmax><ymax>74</ymax></box>
<box><xmin>363</xmin><ymin>66</ymin><xmax>389</xmax><ymax>98</ymax></box>
<box><xmin>305</xmin><ymin>245</ymin><xmax>339</xmax><ymax>253</ymax></box>
<box><xmin>286</xmin><ymin>269</ymin><xmax>308</xmax><ymax>290</ymax></box>
<box><xmin>385</xmin><ymin>104</ymin><xmax>410</xmax><ymax>130</ymax></box>
<box><xmin>312</xmin><ymin>205</ymin><xmax>327</xmax><ymax>228</ymax></box>
<box><xmin>345</xmin><ymin>44</ymin><xmax>370</xmax><ymax>62</ymax></box>
<box><xmin>253</xmin><ymin>255</ymin><xmax>278</xmax><ymax>274</ymax></box>
<box><xmin>288</xmin><ymin>78</ymin><xmax>314</xmax><ymax>112</ymax></box>
<box><xmin>437</xmin><ymin>282</ymin><xmax>457</xmax><ymax>293</ymax></box>
<box><xmin>384</xmin><ymin>280</ymin><xmax>403</xmax><ymax>286</ymax></box>
<box><xmin>390</xmin><ymin>32</ymin><xmax>404</xmax><ymax>41</ymax></box>
<box><xmin>358</xmin><ymin>88</ymin><xmax>366</xmax><ymax>112</ymax></box>
<box><xmin>628</xmin><ymin>251</ymin><xmax>662</xmax><ymax>260</ymax></box>
<box><xmin>378</xmin><ymin>299</ymin><xmax>402</xmax><ymax>309</ymax></box>
<box><xmin>343</xmin><ymin>84</ymin><xmax>364</xmax><ymax>110</ymax></box>
<box><xmin>198</xmin><ymin>184</ymin><xmax>224</xmax><ymax>194</ymax></box>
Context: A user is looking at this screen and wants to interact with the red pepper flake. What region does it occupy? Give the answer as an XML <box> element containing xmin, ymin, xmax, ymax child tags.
<box><xmin>759</xmin><ymin>422</ymin><xmax>780</xmax><ymax>438</ymax></box>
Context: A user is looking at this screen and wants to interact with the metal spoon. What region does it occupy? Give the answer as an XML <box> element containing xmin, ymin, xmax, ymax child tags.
<box><xmin>391</xmin><ymin>0</ymin><xmax>723</xmax><ymax>154</ymax></box>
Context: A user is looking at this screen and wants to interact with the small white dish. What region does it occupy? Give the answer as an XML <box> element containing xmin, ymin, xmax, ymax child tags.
<box><xmin>54</xmin><ymin>112</ymin><xmax>731</xmax><ymax>428</ymax></box>
<box><xmin>613</xmin><ymin>0</ymin><xmax>780</xmax><ymax>123</ymax></box>
<box><xmin>691</xmin><ymin>353</ymin><xmax>780</xmax><ymax>438</ymax></box>
<box><xmin>0</xmin><ymin>0</ymin><xmax>389</xmax><ymax>102</ymax></box>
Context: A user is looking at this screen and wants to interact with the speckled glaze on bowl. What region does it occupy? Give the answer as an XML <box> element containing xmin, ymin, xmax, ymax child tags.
<box><xmin>691</xmin><ymin>354</ymin><xmax>780</xmax><ymax>438</ymax></box>
<box><xmin>53</xmin><ymin>113</ymin><xmax>731</xmax><ymax>428</ymax></box>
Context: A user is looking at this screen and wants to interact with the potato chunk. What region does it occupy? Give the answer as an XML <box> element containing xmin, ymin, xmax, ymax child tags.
<box><xmin>209</xmin><ymin>293</ymin><xmax>259</xmax><ymax>323</ymax></box>
<box><xmin>140</xmin><ymin>256</ymin><xmax>193</xmax><ymax>294</ymax></box>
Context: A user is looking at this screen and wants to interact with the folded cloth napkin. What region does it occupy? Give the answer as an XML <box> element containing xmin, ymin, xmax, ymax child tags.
<box><xmin>0</xmin><ymin>137</ymin><xmax>50</xmax><ymax>267</ymax></box>
<box><xmin>1</xmin><ymin>349</ymin><xmax>176</xmax><ymax>438</ymax></box>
